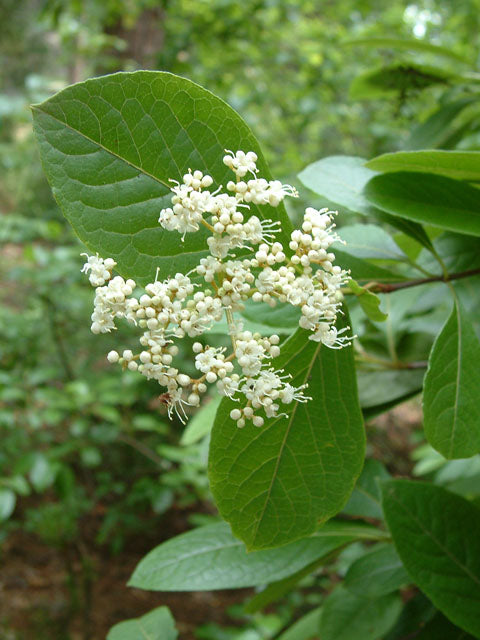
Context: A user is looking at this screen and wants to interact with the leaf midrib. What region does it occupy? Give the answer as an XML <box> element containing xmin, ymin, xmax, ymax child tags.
<box><xmin>449</xmin><ymin>302</ymin><xmax>462</xmax><ymax>457</ymax></box>
<box><xmin>391</xmin><ymin>488</ymin><xmax>480</xmax><ymax>588</ymax></box>
<box><xmin>250</xmin><ymin>340</ymin><xmax>322</xmax><ymax>547</ymax></box>
<box><xmin>32</xmin><ymin>106</ymin><xmax>172</xmax><ymax>190</ymax></box>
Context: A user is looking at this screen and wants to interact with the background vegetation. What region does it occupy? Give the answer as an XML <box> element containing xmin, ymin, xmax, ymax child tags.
<box><xmin>2</xmin><ymin>1</ymin><xmax>480</xmax><ymax>638</ymax></box>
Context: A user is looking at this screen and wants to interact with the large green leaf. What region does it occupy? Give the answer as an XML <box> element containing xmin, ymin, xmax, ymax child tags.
<box><xmin>319</xmin><ymin>586</ymin><xmax>402</xmax><ymax>640</ymax></box>
<box><xmin>366</xmin><ymin>151</ymin><xmax>480</xmax><ymax>182</ymax></box>
<box><xmin>298</xmin><ymin>156</ymin><xmax>432</xmax><ymax>250</ymax></box>
<box><xmin>208</xmin><ymin>320</ymin><xmax>365</xmax><ymax>550</ymax></box>
<box><xmin>32</xmin><ymin>71</ymin><xmax>292</xmax><ymax>285</ymax></box>
<box><xmin>129</xmin><ymin>520</ymin><xmax>382</xmax><ymax>591</ymax></box>
<box><xmin>364</xmin><ymin>172</ymin><xmax>480</xmax><ymax>237</ymax></box>
<box><xmin>106</xmin><ymin>606</ymin><xmax>177</xmax><ymax>640</ymax></box>
<box><xmin>344</xmin><ymin>543</ymin><xmax>410</xmax><ymax>597</ymax></box>
<box><xmin>382</xmin><ymin>480</ymin><xmax>480</xmax><ymax>636</ymax></box>
<box><xmin>423</xmin><ymin>301</ymin><xmax>480</xmax><ymax>459</ymax></box>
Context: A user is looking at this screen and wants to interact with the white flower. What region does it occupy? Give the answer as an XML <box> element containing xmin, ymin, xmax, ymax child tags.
<box><xmin>83</xmin><ymin>150</ymin><xmax>351</xmax><ymax>428</ymax></box>
<box><xmin>81</xmin><ymin>253</ymin><xmax>116</xmax><ymax>287</ymax></box>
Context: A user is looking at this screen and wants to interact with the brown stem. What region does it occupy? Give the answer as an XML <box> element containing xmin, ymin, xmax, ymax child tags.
<box><xmin>368</xmin><ymin>267</ymin><xmax>480</xmax><ymax>294</ymax></box>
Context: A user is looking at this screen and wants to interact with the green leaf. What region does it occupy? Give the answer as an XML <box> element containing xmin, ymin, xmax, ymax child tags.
<box><xmin>277</xmin><ymin>608</ymin><xmax>322</xmax><ymax>640</ymax></box>
<box><xmin>180</xmin><ymin>395</ymin><xmax>221</xmax><ymax>446</ymax></box>
<box><xmin>382</xmin><ymin>480</ymin><xmax>480</xmax><ymax>636</ymax></box>
<box><xmin>298</xmin><ymin>156</ymin><xmax>376</xmax><ymax>216</ymax></box>
<box><xmin>364</xmin><ymin>172</ymin><xmax>480</xmax><ymax>237</ymax></box>
<box><xmin>29</xmin><ymin>454</ymin><xmax>57</xmax><ymax>491</ymax></box>
<box><xmin>348</xmin><ymin>279</ymin><xmax>387</xmax><ymax>322</ymax></box>
<box><xmin>366</xmin><ymin>151</ymin><xmax>480</xmax><ymax>182</ymax></box>
<box><xmin>345</xmin><ymin>543</ymin><xmax>410</xmax><ymax>597</ymax></box>
<box><xmin>406</xmin><ymin>97</ymin><xmax>480</xmax><ymax>150</ymax></box>
<box><xmin>334</xmin><ymin>250</ymin><xmax>406</xmax><ymax>284</ymax></box>
<box><xmin>350</xmin><ymin>63</ymin><xmax>453</xmax><ymax>101</ymax></box>
<box><xmin>208</xmin><ymin>320</ymin><xmax>365</xmax><ymax>550</ymax></box>
<box><xmin>383</xmin><ymin>593</ymin><xmax>435</xmax><ymax>640</ymax></box>
<box><xmin>298</xmin><ymin>156</ymin><xmax>432</xmax><ymax>251</ymax></box>
<box><xmin>245</xmin><ymin>522</ymin><xmax>385</xmax><ymax>613</ymax></box>
<box><xmin>129</xmin><ymin>520</ymin><xmax>382</xmax><ymax>591</ymax></box>
<box><xmin>342</xmin><ymin>459</ymin><xmax>391</xmax><ymax>520</ymax></box>
<box><xmin>423</xmin><ymin>301</ymin><xmax>480</xmax><ymax>458</ymax></box>
<box><xmin>0</xmin><ymin>488</ymin><xmax>16</xmax><ymax>521</ymax></box>
<box><xmin>0</xmin><ymin>475</ymin><xmax>30</xmax><ymax>496</ymax></box>
<box><xmin>32</xmin><ymin>71</ymin><xmax>292</xmax><ymax>285</ymax></box>
<box><xmin>415</xmin><ymin>613</ymin><xmax>478</xmax><ymax>639</ymax></box>
<box><xmin>357</xmin><ymin>369</ymin><xmax>425</xmax><ymax>419</ymax></box>
<box><xmin>106</xmin><ymin>606</ymin><xmax>177</xmax><ymax>640</ymax></box>
<box><xmin>319</xmin><ymin>586</ymin><xmax>402</xmax><ymax>640</ymax></box>
<box><xmin>336</xmin><ymin>224</ymin><xmax>407</xmax><ymax>261</ymax></box>
<box><xmin>344</xmin><ymin>37</ymin><xmax>469</xmax><ymax>64</ymax></box>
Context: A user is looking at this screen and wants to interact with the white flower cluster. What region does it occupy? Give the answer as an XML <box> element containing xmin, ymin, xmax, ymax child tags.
<box><xmin>82</xmin><ymin>150</ymin><xmax>351</xmax><ymax>427</ymax></box>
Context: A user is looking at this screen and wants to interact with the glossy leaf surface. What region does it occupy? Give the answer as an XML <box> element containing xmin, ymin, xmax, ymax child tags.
<box><xmin>129</xmin><ymin>520</ymin><xmax>381</xmax><ymax>591</ymax></box>
<box><xmin>32</xmin><ymin>71</ymin><xmax>292</xmax><ymax>285</ymax></box>
<box><xmin>209</xmin><ymin>323</ymin><xmax>365</xmax><ymax>550</ymax></box>
<box><xmin>364</xmin><ymin>172</ymin><xmax>480</xmax><ymax>237</ymax></box>
<box><xmin>423</xmin><ymin>301</ymin><xmax>480</xmax><ymax>458</ymax></box>
<box><xmin>382</xmin><ymin>480</ymin><xmax>480</xmax><ymax>636</ymax></box>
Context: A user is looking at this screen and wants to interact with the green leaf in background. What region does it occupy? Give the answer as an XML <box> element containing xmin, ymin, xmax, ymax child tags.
<box><xmin>357</xmin><ymin>369</ymin><xmax>425</xmax><ymax>420</ymax></box>
<box><xmin>298</xmin><ymin>156</ymin><xmax>376</xmax><ymax>216</ymax></box>
<box><xmin>276</xmin><ymin>607</ymin><xmax>322</xmax><ymax>640</ymax></box>
<box><xmin>334</xmin><ymin>251</ymin><xmax>406</xmax><ymax>284</ymax></box>
<box><xmin>180</xmin><ymin>395</ymin><xmax>221</xmax><ymax>446</ymax></box>
<box><xmin>336</xmin><ymin>224</ymin><xmax>407</xmax><ymax>261</ymax></box>
<box><xmin>129</xmin><ymin>520</ymin><xmax>382</xmax><ymax>591</ymax></box>
<box><xmin>405</xmin><ymin>97</ymin><xmax>480</xmax><ymax>150</ymax></box>
<box><xmin>344</xmin><ymin>543</ymin><xmax>410</xmax><ymax>597</ymax></box>
<box><xmin>348</xmin><ymin>279</ymin><xmax>387</xmax><ymax>322</ymax></box>
<box><xmin>32</xmin><ymin>71</ymin><xmax>292</xmax><ymax>285</ymax></box>
<box><xmin>416</xmin><ymin>232</ymin><xmax>480</xmax><ymax>275</ymax></box>
<box><xmin>364</xmin><ymin>172</ymin><xmax>480</xmax><ymax>237</ymax></box>
<box><xmin>349</xmin><ymin>63</ymin><xmax>453</xmax><ymax>101</ymax></box>
<box><xmin>423</xmin><ymin>301</ymin><xmax>480</xmax><ymax>459</ymax></box>
<box><xmin>383</xmin><ymin>593</ymin><xmax>435</xmax><ymax>640</ymax></box>
<box><xmin>208</xmin><ymin>321</ymin><xmax>365</xmax><ymax>550</ymax></box>
<box><xmin>244</xmin><ymin>521</ymin><xmax>385</xmax><ymax>613</ymax></box>
<box><xmin>366</xmin><ymin>151</ymin><xmax>480</xmax><ymax>182</ymax></box>
<box><xmin>415</xmin><ymin>613</ymin><xmax>478</xmax><ymax>639</ymax></box>
<box><xmin>106</xmin><ymin>606</ymin><xmax>177</xmax><ymax>640</ymax></box>
<box><xmin>0</xmin><ymin>488</ymin><xmax>16</xmax><ymax>521</ymax></box>
<box><xmin>298</xmin><ymin>156</ymin><xmax>432</xmax><ymax>251</ymax></box>
<box><xmin>344</xmin><ymin>37</ymin><xmax>469</xmax><ymax>63</ymax></box>
<box><xmin>382</xmin><ymin>480</ymin><xmax>480</xmax><ymax>636</ymax></box>
<box><xmin>319</xmin><ymin>586</ymin><xmax>402</xmax><ymax>640</ymax></box>
<box><xmin>342</xmin><ymin>459</ymin><xmax>390</xmax><ymax>520</ymax></box>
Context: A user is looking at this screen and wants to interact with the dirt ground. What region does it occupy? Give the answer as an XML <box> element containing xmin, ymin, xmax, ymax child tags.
<box><xmin>0</xmin><ymin>525</ymin><xmax>251</xmax><ymax>640</ymax></box>
<box><xmin>0</xmin><ymin>403</ymin><xmax>422</xmax><ymax>640</ymax></box>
